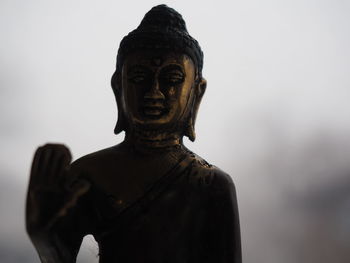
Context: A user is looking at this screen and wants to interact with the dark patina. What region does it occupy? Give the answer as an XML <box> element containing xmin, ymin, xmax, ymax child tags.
<box><xmin>26</xmin><ymin>5</ymin><xmax>242</xmax><ymax>263</ymax></box>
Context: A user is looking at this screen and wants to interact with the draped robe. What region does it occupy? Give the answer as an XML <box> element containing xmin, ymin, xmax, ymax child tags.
<box><xmin>58</xmin><ymin>143</ymin><xmax>241</xmax><ymax>263</ymax></box>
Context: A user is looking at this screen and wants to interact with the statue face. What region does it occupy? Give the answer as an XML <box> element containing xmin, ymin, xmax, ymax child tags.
<box><xmin>120</xmin><ymin>51</ymin><xmax>197</xmax><ymax>131</ymax></box>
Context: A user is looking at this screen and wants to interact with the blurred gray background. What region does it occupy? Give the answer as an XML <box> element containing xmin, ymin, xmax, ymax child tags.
<box><xmin>1</xmin><ymin>0</ymin><xmax>350</xmax><ymax>262</ymax></box>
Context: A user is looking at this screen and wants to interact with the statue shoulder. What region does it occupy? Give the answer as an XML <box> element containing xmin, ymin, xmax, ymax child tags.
<box><xmin>184</xmin><ymin>150</ymin><xmax>236</xmax><ymax>192</ymax></box>
<box><xmin>70</xmin><ymin>143</ymin><xmax>127</xmax><ymax>176</ymax></box>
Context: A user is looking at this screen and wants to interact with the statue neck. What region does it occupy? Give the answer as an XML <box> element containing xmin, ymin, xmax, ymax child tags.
<box><xmin>125</xmin><ymin>129</ymin><xmax>183</xmax><ymax>149</ymax></box>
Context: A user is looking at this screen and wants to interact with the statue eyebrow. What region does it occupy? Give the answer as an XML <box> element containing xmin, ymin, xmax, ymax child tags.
<box><xmin>160</xmin><ymin>64</ymin><xmax>184</xmax><ymax>75</ymax></box>
<box><xmin>128</xmin><ymin>65</ymin><xmax>149</xmax><ymax>75</ymax></box>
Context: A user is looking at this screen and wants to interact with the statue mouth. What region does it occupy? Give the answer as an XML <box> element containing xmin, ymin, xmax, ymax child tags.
<box><xmin>141</xmin><ymin>101</ymin><xmax>167</xmax><ymax>117</ymax></box>
<box><xmin>143</xmin><ymin>107</ymin><xmax>164</xmax><ymax>116</ymax></box>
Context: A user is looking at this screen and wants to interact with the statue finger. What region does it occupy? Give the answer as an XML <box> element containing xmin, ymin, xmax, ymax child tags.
<box><xmin>48</xmin><ymin>149</ymin><xmax>72</xmax><ymax>185</ymax></box>
<box><xmin>37</xmin><ymin>146</ymin><xmax>54</xmax><ymax>185</ymax></box>
<box><xmin>46</xmin><ymin>150</ymin><xmax>63</xmax><ymax>185</ymax></box>
<box><xmin>52</xmin><ymin>144</ymin><xmax>72</xmax><ymax>184</ymax></box>
<box><xmin>47</xmin><ymin>144</ymin><xmax>72</xmax><ymax>162</ymax></box>
<box><xmin>29</xmin><ymin>146</ymin><xmax>45</xmax><ymax>187</ymax></box>
<box><xmin>39</xmin><ymin>144</ymin><xmax>71</xmax><ymax>185</ymax></box>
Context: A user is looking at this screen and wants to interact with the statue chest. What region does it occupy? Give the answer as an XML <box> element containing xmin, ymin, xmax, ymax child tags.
<box><xmin>84</xmin><ymin>154</ymin><xmax>180</xmax><ymax>220</ymax></box>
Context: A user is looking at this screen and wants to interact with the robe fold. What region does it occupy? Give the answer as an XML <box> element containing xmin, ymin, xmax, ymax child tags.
<box><xmin>75</xmin><ymin>149</ymin><xmax>241</xmax><ymax>263</ymax></box>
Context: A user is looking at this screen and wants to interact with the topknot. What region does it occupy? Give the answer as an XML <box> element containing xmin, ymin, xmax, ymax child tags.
<box><xmin>137</xmin><ymin>5</ymin><xmax>188</xmax><ymax>33</ymax></box>
<box><xmin>116</xmin><ymin>5</ymin><xmax>203</xmax><ymax>77</ymax></box>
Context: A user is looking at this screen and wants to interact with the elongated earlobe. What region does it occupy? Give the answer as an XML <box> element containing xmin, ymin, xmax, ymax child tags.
<box><xmin>186</xmin><ymin>117</ymin><xmax>196</xmax><ymax>142</ymax></box>
<box><xmin>184</xmin><ymin>78</ymin><xmax>207</xmax><ymax>142</ymax></box>
<box><xmin>111</xmin><ymin>72</ymin><xmax>127</xmax><ymax>135</ymax></box>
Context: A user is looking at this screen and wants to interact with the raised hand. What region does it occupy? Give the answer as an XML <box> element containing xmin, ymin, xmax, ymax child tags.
<box><xmin>26</xmin><ymin>144</ymin><xmax>90</xmax><ymax>239</ymax></box>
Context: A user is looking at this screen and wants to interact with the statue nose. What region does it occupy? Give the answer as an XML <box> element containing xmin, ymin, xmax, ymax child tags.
<box><xmin>144</xmin><ymin>80</ymin><xmax>165</xmax><ymax>100</ymax></box>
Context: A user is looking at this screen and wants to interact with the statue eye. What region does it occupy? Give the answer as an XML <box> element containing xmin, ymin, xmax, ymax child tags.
<box><xmin>161</xmin><ymin>71</ymin><xmax>184</xmax><ymax>84</ymax></box>
<box><xmin>128</xmin><ymin>66</ymin><xmax>151</xmax><ymax>84</ymax></box>
<box><xmin>129</xmin><ymin>75</ymin><xmax>147</xmax><ymax>84</ymax></box>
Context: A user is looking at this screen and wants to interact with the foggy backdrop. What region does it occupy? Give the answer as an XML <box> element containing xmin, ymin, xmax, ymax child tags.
<box><xmin>1</xmin><ymin>0</ymin><xmax>350</xmax><ymax>262</ymax></box>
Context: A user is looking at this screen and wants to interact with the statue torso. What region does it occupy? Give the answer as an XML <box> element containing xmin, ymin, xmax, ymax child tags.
<box><xmin>70</xmin><ymin>142</ymin><xmax>239</xmax><ymax>263</ymax></box>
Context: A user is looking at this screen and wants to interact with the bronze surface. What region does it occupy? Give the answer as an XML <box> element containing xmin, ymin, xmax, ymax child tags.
<box><xmin>26</xmin><ymin>4</ymin><xmax>241</xmax><ymax>263</ymax></box>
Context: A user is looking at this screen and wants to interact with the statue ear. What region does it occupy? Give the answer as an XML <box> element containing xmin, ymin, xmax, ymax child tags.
<box><xmin>111</xmin><ymin>72</ymin><xmax>127</xmax><ymax>134</ymax></box>
<box><xmin>185</xmin><ymin>78</ymin><xmax>207</xmax><ymax>141</ymax></box>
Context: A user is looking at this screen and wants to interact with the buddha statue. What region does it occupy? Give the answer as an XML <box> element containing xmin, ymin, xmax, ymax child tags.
<box><xmin>26</xmin><ymin>5</ymin><xmax>242</xmax><ymax>263</ymax></box>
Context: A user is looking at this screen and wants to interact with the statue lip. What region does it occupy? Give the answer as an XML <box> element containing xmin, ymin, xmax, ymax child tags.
<box><xmin>142</xmin><ymin>100</ymin><xmax>166</xmax><ymax>117</ymax></box>
<box><xmin>143</xmin><ymin>101</ymin><xmax>165</xmax><ymax>108</ymax></box>
<box><xmin>142</xmin><ymin>106</ymin><xmax>166</xmax><ymax>116</ymax></box>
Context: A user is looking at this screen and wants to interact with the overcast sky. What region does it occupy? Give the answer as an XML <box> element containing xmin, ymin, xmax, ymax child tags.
<box><xmin>1</xmin><ymin>0</ymin><xmax>350</xmax><ymax>262</ymax></box>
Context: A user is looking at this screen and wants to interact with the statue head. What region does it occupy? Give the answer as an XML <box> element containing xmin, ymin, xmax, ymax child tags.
<box><xmin>111</xmin><ymin>5</ymin><xmax>206</xmax><ymax>142</ymax></box>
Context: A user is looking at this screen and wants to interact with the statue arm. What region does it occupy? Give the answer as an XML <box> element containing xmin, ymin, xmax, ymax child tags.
<box><xmin>26</xmin><ymin>144</ymin><xmax>91</xmax><ymax>263</ymax></box>
<box><xmin>206</xmin><ymin>172</ymin><xmax>242</xmax><ymax>263</ymax></box>
<box><xmin>28</xmin><ymin>190</ymin><xmax>91</xmax><ymax>263</ymax></box>
<box><xmin>29</xmin><ymin>215</ymin><xmax>86</xmax><ymax>263</ymax></box>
